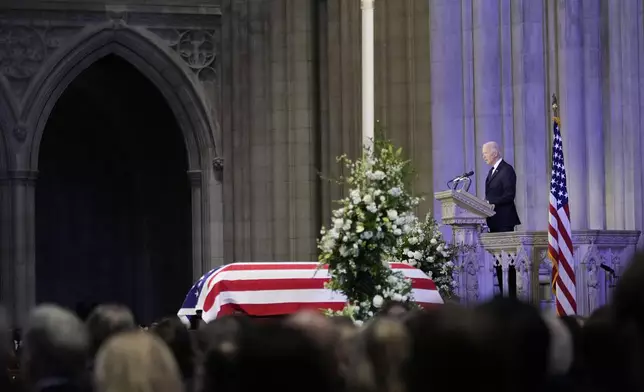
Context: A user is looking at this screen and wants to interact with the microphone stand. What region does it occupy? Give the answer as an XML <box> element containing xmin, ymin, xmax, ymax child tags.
<box><xmin>446</xmin><ymin>177</ymin><xmax>472</xmax><ymax>192</ymax></box>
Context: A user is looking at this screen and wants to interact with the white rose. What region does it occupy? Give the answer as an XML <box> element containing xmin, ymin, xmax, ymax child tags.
<box><xmin>413</xmin><ymin>251</ymin><xmax>422</xmax><ymax>260</ymax></box>
<box><xmin>334</xmin><ymin>219</ymin><xmax>343</xmax><ymax>229</ymax></box>
<box><xmin>408</xmin><ymin>237</ymin><xmax>418</xmax><ymax>245</ymax></box>
<box><xmin>388</xmin><ymin>187</ymin><xmax>402</xmax><ymax>197</ymax></box>
<box><xmin>392</xmin><ymin>293</ymin><xmax>403</xmax><ymax>302</ymax></box>
<box><xmin>363</xmin><ymin>194</ymin><xmax>373</xmax><ymax>204</ymax></box>
<box><xmin>407</xmin><ymin>251</ymin><xmax>414</xmax><ymax>258</ymax></box>
<box><xmin>372</xmin><ymin>295</ymin><xmax>384</xmax><ymax>308</ymax></box>
<box><xmin>387</xmin><ymin>210</ymin><xmax>398</xmax><ymax>220</ymax></box>
<box><xmin>393</xmin><ymin>228</ymin><xmax>402</xmax><ymax>236</ymax></box>
<box><xmin>430</xmin><ymin>238</ymin><xmax>438</xmax><ymax>245</ymax></box>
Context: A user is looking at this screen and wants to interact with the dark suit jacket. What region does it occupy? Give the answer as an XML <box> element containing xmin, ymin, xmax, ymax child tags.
<box><xmin>485</xmin><ymin>160</ymin><xmax>521</xmax><ymax>232</ymax></box>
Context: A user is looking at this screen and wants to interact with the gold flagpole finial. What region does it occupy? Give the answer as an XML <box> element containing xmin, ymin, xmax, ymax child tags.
<box><xmin>551</xmin><ymin>94</ymin><xmax>559</xmax><ymax>118</ymax></box>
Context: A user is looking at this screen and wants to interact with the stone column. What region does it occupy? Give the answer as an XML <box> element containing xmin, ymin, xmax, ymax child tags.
<box><xmin>188</xmin><ymin>170</ymin><xmax>204</xmax><ymax>280</ymax></box>
<box><xmin>472</xmin><ymin>0</ymin><xmax>503</xmax><ymax>198</ymax></box>
<box><xmin>582</xmin><ymin>0</ymin><xmax>605</xmax><ymax>229</ymax></box>
<box><xmin>511</xmin><ymin>0</ymin><xmax>548</xmax><ymax>231</ymax></box>
<box><xmin>430</xmin><ymin>0</ymin><xmax>465</xmax><ymax>236</ymax></box>
<box><xmin>620</xmin><ymin>0</ymin><xmax>642</xmax><ymax>231</ymax></box>
<box><xmin>557</xmin><ymin>0</ymin><xmax>588</xmax><ymax>230</ymax></box>
<box><xmin>605</xmin><ymin>0</ymin><xmax>625</xmax><ymax>229</ymax></box>
<box><xmin>1</xmin><ymin>171</ymin><xmax>37</xmax><ymax>327</ymax></box>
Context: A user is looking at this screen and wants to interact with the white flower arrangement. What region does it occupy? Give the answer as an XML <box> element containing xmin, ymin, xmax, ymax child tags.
<box><xmin>389</xmin><ymin>213</ymin><xmax>457</xmax><ymax>298</ymax></box>
<box><xmin>318</xmin><ymin>139</ymin><xmax>421</xmax><ymax>322</ymax></box>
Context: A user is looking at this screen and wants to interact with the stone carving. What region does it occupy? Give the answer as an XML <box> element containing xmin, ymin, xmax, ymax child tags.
<box><xmin>150</xmin><ymin>29</ymin><xmax>218</xmax><ymax>82</ymax></box>
<box><xmin>212</xmin><ymin>156</ymin><xmax>224</xmax><ymax>184</ymax></box>
<box><xmin>465</xmin><ymin>260</ymin><xmax>479</xmax><ymax>302</ymax></box>
<box><xmin>0</xmin><ymin>25</ymin><xmax>80</xmax><ymax>98</ymax></box>
<box><xmin>479</xmin><ymin>230</ymin><xmax>640</xmax><ymax>315</ymax></box>
<box><xmin>586</xmin><ymin>261</ymin><xmax>599</xmax><ymax>311</ymax></box>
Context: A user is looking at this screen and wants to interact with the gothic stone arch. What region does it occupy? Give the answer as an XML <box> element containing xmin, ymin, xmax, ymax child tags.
<box><xmin>0</xmin><ymin>12</ymin><xmax>221</xmax><ymax>325</ymax></box>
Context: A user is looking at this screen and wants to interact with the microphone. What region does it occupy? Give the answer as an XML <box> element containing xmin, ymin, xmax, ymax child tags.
<box><xmin>453</xmin><ymin>171</ymin><xmax>474</xmax><ymax>182</ymax></box>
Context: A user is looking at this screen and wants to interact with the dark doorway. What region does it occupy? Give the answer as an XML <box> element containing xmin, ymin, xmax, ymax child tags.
<box><xmin>36</xmin><ymin>55</ymin><xmax>192</xmax><ymax>324</ymax></box>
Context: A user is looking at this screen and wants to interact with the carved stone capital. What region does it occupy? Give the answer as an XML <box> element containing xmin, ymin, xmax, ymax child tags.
<box><xmin>212</xmin><ymin>157</ymin><xmax>223</xmax><ymax>184</ymax></box>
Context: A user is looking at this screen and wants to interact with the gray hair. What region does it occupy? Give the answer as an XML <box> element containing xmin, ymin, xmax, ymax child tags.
<box><xmin>22</xmin><ymin>304</ymin><xmax>89</xmax><ymax>381</ymax></box>
<box><xmin>483</xmin><ymin>141</ymin><xmax>501</xmax><ymax>155</ymax></box>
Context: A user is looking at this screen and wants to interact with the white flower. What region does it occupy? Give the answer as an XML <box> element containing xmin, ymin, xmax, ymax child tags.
<box><xmin>408</xmin><ymin>237</ymin><xmax>418</xmax><ymax>245</ymax></box>
<box><xmin>367</xmin><ymin>204</ymin><xmax>378</xmax><ymax>213</ymax></box>
<box><xmin>392</xmin><ymin>293</ymin><xmax>403</xmax><ymax>302</ymax></box>
<box><xmin>393</xmin><ymin>228</ymin><xmax>402</xmax><ymax>236</ymax></box>
<box><xmin>388</xmin><ymin>187</ymin><xmax>402</xmax><ymax>197</ymax></box>
<box><xmin>363</xmin><ymin>194</ymin><xmax>373</xmax><ymax>204</ymax></box>
<box><xmin>413</xmin><ymin>251</ymin><xmax>422</xmax><ymax>260</ymax></box>
<box><xmin>407</xmin><ymin>251</ymin><xmax>414</xmax><ymax>258</ymax></box>
<box><xmin>373</xmin><ymin>295</ymin><xmax>384</xmax><ymax>308</ymax></box>
<box><xmin>387</xmin><ymin>210</ymin><xmax>398</xmax><ymax>220</ymax></box>
<box><xmin>361</xmin><ymin>231</ymin><xmax>373</xmax><ymax>240</ymax></box>
<box><xmin>334</xmin><ymin>219</ymin><xmax>343</xmax><ymax>229</ymax></box>
<box><xmin>430</xmin><ymin>238</ymin><xmax>438</xmax><ymax>245</ymax></box>
<box><xmin>366</xmin><ymin>170</ymin><xmax>386</xmax><ymax>180</ymax></box>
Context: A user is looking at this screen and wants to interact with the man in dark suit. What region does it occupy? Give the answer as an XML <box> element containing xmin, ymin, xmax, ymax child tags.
<box><xmin>483</xmin><ymin>141</ymin><xmax>521</xmax><ymax>233</ymax></box>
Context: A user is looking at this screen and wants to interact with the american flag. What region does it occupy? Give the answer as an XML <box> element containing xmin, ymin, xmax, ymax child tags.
<box><xmin>548</xmin><ymin>117</ymin><xmax>576</xmax><ymax>315</ymax></box>
<box><xmin>178</xmin><ymin>262</ymin><xmax>443</xmax><ymax>322</ymax></box>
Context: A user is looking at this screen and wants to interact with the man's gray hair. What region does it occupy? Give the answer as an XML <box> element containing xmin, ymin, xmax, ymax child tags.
<box><xmin>22</xmin><ymin>304</ymin><xmax>90</xmax><ymax>380</ymax></box>
<box><xmin>483</xmin><ymin>141</ymin><xmax>501</xmax><ymax>155</ymax></box>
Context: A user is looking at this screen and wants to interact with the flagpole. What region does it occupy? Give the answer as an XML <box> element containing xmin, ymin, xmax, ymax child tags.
<box><xmin>361</xmin><ymin>0</ymin><xmax>375</xmax><ymax>152</ymax></box>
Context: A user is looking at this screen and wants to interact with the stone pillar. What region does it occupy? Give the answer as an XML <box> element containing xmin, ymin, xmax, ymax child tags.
<box><xmin>605</xmin><ymin>0</ymin><xmax>625</xmax><ymax>229</ymax></box>
<box><xmin>511</xmin><ymin>0</ymin><xmax>548</xmax><ymax>231</ymax></box>
<box><xmin>472</xmin><ymin>0</ymin><xmax>503</xmax><ymax>198</ymax></box>
<box><xmin>430</xmin><ymin>0</ymin><xmax>465</xmax><ymax>235</ymax></box>
<box><xmin>557</xmin><ymin>0</ymin><xmax>588</xmax><ymax>230</ymax></box>
<box><xmin>582</xmin><ymin>0</ymin><xmax>605</xmax><ymax>229</ymax></box>
<box><xmin>0</xmin><ymin>171</ymin><xmax>37</xmax><ymax>327</ymax></box>
<box><xmin>188</xmin><ymin>170</ymin><xmax>204</xmax><ymax>280</ymax></box>
<box><xmin>620</xmin><ymin>0</ymin><xmax>642</xmax><ymax>231</ymax></box>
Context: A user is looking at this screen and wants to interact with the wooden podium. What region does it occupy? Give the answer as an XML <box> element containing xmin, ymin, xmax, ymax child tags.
<box><xmin>434</xmin><ymin>189</ymin><xmax>496</xmax><ymax>303</ymax></box>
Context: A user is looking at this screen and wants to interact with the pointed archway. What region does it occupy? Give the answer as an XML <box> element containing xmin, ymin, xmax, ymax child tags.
<box><xmin>3</xmin><ymin>24</ymin><xmax>220</xmax><ymax>326</ymax></box>
<box><xmin>36</xmin><ymin>55</ymin><xmax>192</xmax><ymax>323</ymax></box>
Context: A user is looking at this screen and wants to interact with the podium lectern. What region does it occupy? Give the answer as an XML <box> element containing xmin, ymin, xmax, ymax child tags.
<box><xmin>434</xmin><ymin>189</ymin><xmax>496</xmax><ymax>304</ymax></box>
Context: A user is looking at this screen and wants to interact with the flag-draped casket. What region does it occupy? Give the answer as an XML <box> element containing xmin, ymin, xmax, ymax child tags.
<box><xmin>178</xmin><ymin>262</ymin><xmax>443</xmax><ymax>323</ymax></box>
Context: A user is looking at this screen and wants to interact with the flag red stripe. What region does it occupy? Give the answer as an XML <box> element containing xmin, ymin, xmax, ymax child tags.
<box><xmin>210</xmin><ymin>276</ymin><xmax>436</xmax><ymax>294</ymax></box>
<box><xmin>554</xmin><ymin>216</ymin><xmax>575</xmax><ymax>282</ymax></box>
<box><xmin>556</xmin><ymin>276</ymin><xmax>576</xmax><ymax>309</ymax></box>
<box><xmin>218</xmin><ymin>301</ymin><xmax>440</xmax><ymax>317</ymax></box>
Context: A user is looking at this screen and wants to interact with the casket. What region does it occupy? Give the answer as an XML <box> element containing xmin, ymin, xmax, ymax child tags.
<box><xmin>178</xmin><ymin>262</ymin><xmax>443</xmax><ymax>323</ymax></box>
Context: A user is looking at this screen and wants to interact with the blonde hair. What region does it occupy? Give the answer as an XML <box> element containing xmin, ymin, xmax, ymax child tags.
<box><xmin>94</xmin><ymin>330</ymin><xmax>184</xmax><ymax>392</ymax></box>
